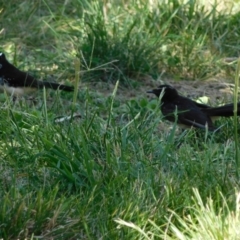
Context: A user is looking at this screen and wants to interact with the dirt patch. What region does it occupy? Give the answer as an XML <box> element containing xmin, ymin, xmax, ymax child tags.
<box><xmin>81</xmin><ymin>75</ymin><xmax>236</xmax><ymax>106</ymax></box>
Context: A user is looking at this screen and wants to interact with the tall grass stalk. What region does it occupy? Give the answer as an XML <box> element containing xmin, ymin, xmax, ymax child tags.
<box><xmin>43</xmin><ymin>87</ymin><xmax>48</xmax><ymax>126</ymax></box>
<box><xmin>73</xmin><ymin>57</ymin><xmax>80</xmax><ymax>106</ymax></box>
<box><xmin>234</xmin><ymin>59</ymin><xmax>240</xmax><ymax>179</ymax></box>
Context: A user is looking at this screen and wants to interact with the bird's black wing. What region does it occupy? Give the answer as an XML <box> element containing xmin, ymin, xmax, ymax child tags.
<box><xmin>161</xmin><ymin>97</ymin><xmax>216</xmax><ymax>131</ymax></box>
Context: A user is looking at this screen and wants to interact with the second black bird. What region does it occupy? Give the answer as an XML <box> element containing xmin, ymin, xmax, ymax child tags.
<box><xmin>0</xmin><ymin>52</ymin><xmax>74</xmax><ymax>97</ymax></box>
<box><xmin>147</xmin><ymin>84</ymin><xmax>240</xmax><ymax>131</ymax></box>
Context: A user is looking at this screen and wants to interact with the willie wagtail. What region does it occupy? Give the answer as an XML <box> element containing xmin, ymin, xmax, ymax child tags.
<box><xmin>147</xmin><ymin>84</ymin><xmax>240</xmax><ymax>131</ymax></box>
<box><xmin>0</xmin><ymin>52</ymin><xmax>74</xmax><ymax>96</ymax></box>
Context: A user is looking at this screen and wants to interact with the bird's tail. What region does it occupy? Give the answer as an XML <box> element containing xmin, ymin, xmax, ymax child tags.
<box><xmin>202</xmin><ymin>103</ymin><xmax>240</xmax><ymax>117</ymax></box>
<box><xmin>39</xmin><ymin>81</ymin><xmax>74</xmax><ymax>92</ymax></box>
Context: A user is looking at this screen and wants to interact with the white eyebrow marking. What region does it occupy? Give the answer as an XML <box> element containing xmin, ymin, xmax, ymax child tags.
<box><xmin>0</xmin><ymin>53</ymin><xmax>2</xmax><ymax>56</ymax></box>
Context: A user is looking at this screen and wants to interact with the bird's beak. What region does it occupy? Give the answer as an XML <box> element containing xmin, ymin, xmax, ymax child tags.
<box><xmin>147</xmin><ymin>90</ymin><xmax>154</xmax><ymax>94</ymax></box>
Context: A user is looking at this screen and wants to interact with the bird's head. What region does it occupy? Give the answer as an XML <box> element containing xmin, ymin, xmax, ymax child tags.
<box><xmin>147</xmin><ymin>84</ymin><xmax>179</xmax><ymax>100</ymax></box>
<box><xmin>0</xmin><ymin>53</ymin><xmax>8</xmax><ymax>71</ymax></box>
<box><xmin>0</xmin><ymin>52</ymin><xmax>15</xmax><ymax>75</ymax></box>
<box><xmin>0</xmin><ymin>52</ymin><xmax>6</xmax><ymax>62</ymax></box>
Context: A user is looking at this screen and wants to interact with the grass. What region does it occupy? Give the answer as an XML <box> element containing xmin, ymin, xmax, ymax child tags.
<box><xmin>1</xmin><ymin>0</ymin><xmax>240</xmax><ymax>239</ymax></box>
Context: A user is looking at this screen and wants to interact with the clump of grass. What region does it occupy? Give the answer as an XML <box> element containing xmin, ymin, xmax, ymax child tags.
<box><xmin>78</xmin><ymin>0</ymin><xmax>239</xmax><ymax>82</ymax></box>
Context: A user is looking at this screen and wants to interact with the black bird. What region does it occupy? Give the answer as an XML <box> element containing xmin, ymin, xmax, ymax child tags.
<box><xmin>0</xmin><ymin>52</ymin><xmax>74</xmax><ymax>97</ymax></box>
<box><xmin>147</xmin><ymin>84</ymin><xmax>240</xmax><ymax>131</ymax></box>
